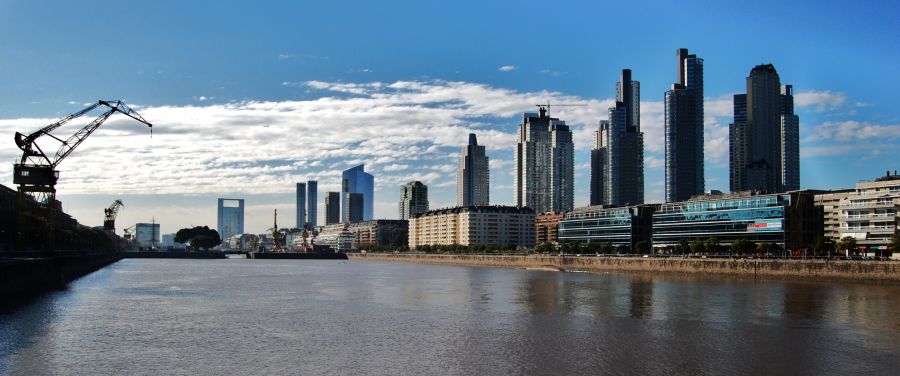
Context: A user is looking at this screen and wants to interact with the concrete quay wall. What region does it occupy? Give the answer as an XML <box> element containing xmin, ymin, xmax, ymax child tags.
<box><xmin>348</xmin><ymin>253</ymin><xmax>900</xmax><ymax>283</ymax></box>
<box><xmin>1</xmin><ymin>252</ymin><xmax>122</xmax><ymax>309</ymax></box>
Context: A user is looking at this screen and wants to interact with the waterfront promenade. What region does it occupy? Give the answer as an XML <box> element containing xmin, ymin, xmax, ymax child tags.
<box><xmin>349</xmin><ymin>253</ymin><xmax>900</xmax><ymax>283</ymax></box>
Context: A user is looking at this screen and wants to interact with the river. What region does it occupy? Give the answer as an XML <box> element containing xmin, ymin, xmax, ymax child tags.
<box><xmin>2</xmin><ymin>259</ymin><xmax>899</xmax><ymax>375</ymax></box>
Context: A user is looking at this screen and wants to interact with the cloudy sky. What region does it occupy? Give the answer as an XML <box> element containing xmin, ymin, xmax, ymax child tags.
<box><xmin>0</xmin><ymin>1</ymin><xmax>898</xmax><ymax>235</ymax></box>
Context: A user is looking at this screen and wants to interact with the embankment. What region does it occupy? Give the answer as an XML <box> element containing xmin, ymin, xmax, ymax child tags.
<box><xmin>1</xmin><ymin>252</ymin><xmax>122</xmax><ymax>309</ymax></box>
<box><xmin>348</xmin><ymin>253</ymin><xmax>900</xmax><ymax>283</ymax></box>
<box><xmin>122</xmin><ymin>251</ymin><xmax>227</xmax><ymax>259</ymax></box>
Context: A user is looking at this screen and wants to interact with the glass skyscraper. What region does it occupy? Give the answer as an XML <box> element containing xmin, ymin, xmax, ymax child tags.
<box><xmin>665</xmin><ymin>48</ymin><xmax>705</xmax><ymax>202</ymax></box>
<box><xmin>296</xmin><ymin>182</ymin><xmax>306</xmax><ymax>229</ymax></box>
<box><xmin>325</xmin><ymin>192</ymin><xmax>341</xmax><ymax>225</ymax></box>
<box><xmin>400</xmin><ymin>181</ymin><xmax>429</xmax><ymax>220</ymax></box>
<box><xmin>591</xmin><ymin>69</ymin><xmax>644</xmax><ymax>206</ymax></box>
<box><xmin>514</xmin><ymin>107</ymin><xmax>574</xmax><ymax>214</ymax></box>
<box><xmin>457</xmin><ymin>133</ymin><xmax>490</xmax><ymax>206</ymax></box>
<box><xmin>307</xmin><ymin>180</ymin><xmax>318</xmax><ymax>228</ymax></box>
<box><xmin>342</xmin><ymin>164</ymin><xmax>374</xmax><ymax>221</ymax></box>
<box><xmin>217</xmin><ymin>198</ymin><xmax>244</xmax><ymax>246</ymax></box>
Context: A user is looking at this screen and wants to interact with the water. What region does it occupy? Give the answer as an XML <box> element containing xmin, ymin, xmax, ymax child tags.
<box><xmin>2</xmin><ymin>259</ymin><xmax>900</xmax><ymax>375</ymax></box>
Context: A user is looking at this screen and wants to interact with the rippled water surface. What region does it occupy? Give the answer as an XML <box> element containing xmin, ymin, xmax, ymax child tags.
<box><xmin>2</xmin><ymin>259</ymin><xmax>900</xmax><ymax>375</ymax></box>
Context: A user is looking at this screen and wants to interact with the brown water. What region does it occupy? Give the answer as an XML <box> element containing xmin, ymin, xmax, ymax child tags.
<box><xmin>2</xmin><ymin>259</ymin><xmax>899</xmax><ymax>375</ymax></box>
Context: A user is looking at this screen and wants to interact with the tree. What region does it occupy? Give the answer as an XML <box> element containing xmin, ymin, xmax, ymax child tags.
<box><xmin>174</xmin><ymin>226</ymin><xmax>222</xmax><ymax>251</ymax></box>
<box><xmin>690</xmin><ymin>238</ymin><xmax>706</xmax><ymax>254</ymax></box>
<box><xmin>836</xmin><ymin>236</ymin><xmax>858</xmax><ymax>256</ymax></box>
<box><xmin>731</xmin><ymin>239</ymin><xmax>754</xmax><ymax>255</ymax></box>
<box><xmin>813</xmin><ymin>236</ymin><xmax>834</xmax><ymax>257</ymax></box>
<box><xmin>675</xmin><ymin>239</ymin><xmax>690</xmax><ymax>255</ymax></box>
<box><xmin>705</xmin><ymin>237</ymin><xmax>720</xmax><ymax>254</ymax></box>
<box><xmin>888</xmin><ymin>233</ymin><xmax>900</xmax><ymax>258</ymax></box>
<box><xmin>756</xmin><ymin>242</ymin><xmax>772</xmax><ymax>255</ymax></box>
<box><xmin>635</xmin><ymin>240</ymin><xmax>651</xmax><ymax>254</ymax></box>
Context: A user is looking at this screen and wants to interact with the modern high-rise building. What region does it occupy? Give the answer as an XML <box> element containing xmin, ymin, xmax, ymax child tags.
<box><xmin>342</xmin><ymin>165</ymin><xmax>374</xmax><ymax>221</ymax></box>
<box><xmin>514</xmin><ymin>107</ymin><xmax>574</xmax><ymax>214</ymax></box>
<box><xmin>306</xmin><ymin>180</ymin><xmax>318</xmax><ymax>228</ymax></box>
<box><xmin>217</xmin><ymin>198</ymin><xmax>244</xmax><ymax>247</ymax></box>
<box><xmin>730</xmin><ymin>64</ymin><xmax>799</xmax><ymax>194</ymax></box>
<box><xmin>325</xmin><ymin>192</ymin><xmax>341</xmax><ymax>225</ymax></box>
<box><xmin>457</xmin><ymin>133</ymin><xmax>490</xmax><ymax>206</ymax></box>
<box><xmin>665</xmin><ymin>48</ymin><xmax>705</xmax><ymax>202</ymax></box>
<box><xmin>343</xmin><ymin>192</ymin><xmax>364</xmax><ymax>223</ymax></box>
<box><xmin>296</xmin><ymin>182</ymin><xmax>306</xmax><ymax>229</ymax></box>
<box><xmin>591</xmin><ymin>69</ymin><xmax>644</xmax><ymax>206</ymax></box>
<box><xmin>400</xmin><ymin>181</ymin><xmax>429</xmax><ymax>220</ymax></box>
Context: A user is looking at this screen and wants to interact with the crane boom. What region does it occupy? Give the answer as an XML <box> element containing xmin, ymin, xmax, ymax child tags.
<box><xmin>104</xmin><ymin>199</ymin><xmax>124</xmax><ymax>233</ymax></box>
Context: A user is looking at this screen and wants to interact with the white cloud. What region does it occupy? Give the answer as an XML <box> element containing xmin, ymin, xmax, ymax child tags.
<box><xmin>795</xmin><ymin>90</ymin><xmax>848</xmax><ymax>112</ymax></box>
<box><xmin>497</xmin><ymin>65</ymin><xmax>517</xmax><ymax>72</ymax></box>
<box><xmin>805</xmin><ymin>120</ymin><xmax>900</xmax><ymax>142</ymax></box>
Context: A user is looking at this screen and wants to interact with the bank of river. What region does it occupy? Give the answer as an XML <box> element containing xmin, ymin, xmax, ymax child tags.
<box><xmin>349</xmin><ymin>253</ymin><xmax>900</xmax><ymax>283</ymax></box>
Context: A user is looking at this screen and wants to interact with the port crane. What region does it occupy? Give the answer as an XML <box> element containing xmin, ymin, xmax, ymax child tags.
<box><xmin>13</xmin><ymin>100</ymin><xmax>152</xmax><ymax>251</ymax></box>
<box><xmin>103</xmin><ymin>199</ymin><xmax>124</xmax><ymax>234</ymax></box>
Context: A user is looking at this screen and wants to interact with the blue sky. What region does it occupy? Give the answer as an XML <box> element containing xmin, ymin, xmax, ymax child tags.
<box><xmin>1</xmin><ymin>0</ymin><xmax>898</xmax><ymax>234</ymax></box>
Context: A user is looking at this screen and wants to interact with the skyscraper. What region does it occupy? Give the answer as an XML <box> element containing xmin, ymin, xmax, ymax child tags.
<box><xmin>343</xmin><ymin>192</ymin><xmax>364</xmax><ymax>223</ymax></box>
<box><xmin>325</xmin><ymin>192</ymin><xmax>341</xmax><ymax>225</ymax></box>
<box><xmin>665</xmin><ymin>48</ymin><xmax>705</xmax><ymax>202</ymax></box>
<box><xmin>590</xmin><ymin>69</ymin><xmax>644</xmax><ymax>206</ymax></box>
<box><xmin>217</xmin><ymin>198</ymin><xmax>244</xmax><ymax>244</ymax></box>
<box><xmin>514</xmin><ymin>107</ymin><xmax>574</xmax><ymax>213</ymax></box>
<box><xmin>729</xmin><ymin>64</ymin><xmax>799</xmax><ymax>193</ymax></box>
<box><xmin>400</xmin><ymin>181</ymin><xmax>429</xmax><ymax>219</ymax></box>
<box><xmin>296</xmin><ymin>182</ymin><xmax>306</xmax><ymax>229</ymax></box>
<box><xmin>457</xmin><ymin>133</ymin><xmax>490</xmax><ymax>206</ymax></box>
<box><xmin>342</xmin><ymin>164</ymin><xmax>374</xmax><ymax>221</ymax></box>
<box><xmin>306</xmin><ymin>180</ymin><xmax>318</xmax><ymax>228</ymax></box>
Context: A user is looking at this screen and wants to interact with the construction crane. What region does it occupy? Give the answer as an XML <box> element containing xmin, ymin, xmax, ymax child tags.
<box><xmin>534</xmin><ymin>102</ymin><xmax>586</xmax><ymax>118</ymax></box>
<box><xmin>103</xmin><ymin>199</ymin><xmax>124</xmax><ymax>234</ymax></box>
<box><xmin>268</xmin><ymin>209</ymin><xmax>284</xmax><ymax>252</ymax></box>
<box><xmin>13</xmin><ymin>100</ymin><xmax>152</xmax><ymax>251</ymax></box>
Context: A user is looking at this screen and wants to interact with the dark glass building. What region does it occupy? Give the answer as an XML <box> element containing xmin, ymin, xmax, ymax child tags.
<box><xmin>558</xmin><ymin>205</ymin><xmax>655</xmax><ymax>248</ymax></box>
<box><xmin>591</xmin><ymin>69</ymin><xmax>644</xmax><ymax>206</ymax></box>
<box><xmin>325</xmin><ymin>191</ymin><xmax>341</xmax><ymax>225</ymax></box>
<box><xmin>665</xmin><ymin>48</ymin><xmax>704</xmax><ymax>202</ymax></box>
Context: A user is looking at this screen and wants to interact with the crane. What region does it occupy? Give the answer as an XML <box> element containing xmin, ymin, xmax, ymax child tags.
<box><xmin>534</xmin><ymin>102</ymin><xmax>586</xmax><ymax>118</ymax></box>
<box><xmin>103</xmin><ymin>199</ymin><xmax>124</xmax><ymax>234</ymax></box>
<box><xmin>13</xmin><ymin>100</ymin><xmax>152</xmax><ymax>251</ymax></box>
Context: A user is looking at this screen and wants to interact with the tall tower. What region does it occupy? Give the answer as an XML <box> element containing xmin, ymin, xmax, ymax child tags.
<box><xmin>514</xmin><ymin>107</ymin><xmax>574</xmax><ymax>214</ymax></box>
<box><xmin>665</xmin><ymin>48</ymin><xmax>705</xmax><ymax>202</ymax></box>
<box><xmin>325</xmin><ymin>192</ymin><xmax>341</xmax><ymax>225</ymax></box>
<box><xmin>400</xmin><ymin>181</ymin><xmax>429</xmax><ymax>219</ymax></box>
<box><xmin>590</xmin><ymin>69</ymin><xmax>644</xmax><ymax>206</ymax></box>
<box><xmin>729</xmin><ymin>64</ymin><xmax>798</xmax><ymax>193</ymax></box>
<box><xmin>217</xmin><ymin>198</ymin><xmax>244</xmax><ymax>244</ymax></box>
<box><xmin>457</xmin><ymin>133</ymin><xmax>490</xmax><ymax>206</ymax></box>
<box><xmin>306</xmin><ymin>180</ymin><xmax>318</xmax><ymax>228</ymax></box>
<box><xmin>295</xmin><ymin>182</ymin><xmax>306</xmax><ymax>229</ymax></box>
<box><xmin>342</xmin><ymin>164</ymin><xmax>374</xmax><ymax>221</ymax></box>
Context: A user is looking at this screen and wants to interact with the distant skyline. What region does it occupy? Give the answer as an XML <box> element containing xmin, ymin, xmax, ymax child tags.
<box><xmin>0</xmin><ymin>1</ymin><xmax>898</xmax><ymax>234</ymax></box>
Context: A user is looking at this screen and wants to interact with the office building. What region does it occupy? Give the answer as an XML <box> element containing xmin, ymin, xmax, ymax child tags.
<box><xmin>319</xmin><ymin>219</ymin><xmax>409</xmax><ymax>249</ymax></box>
<box><xmin>457</xmin><ymin>133</ymin><xmax>490</xmax><ymax>206</ymax></box>
<box><xmin>514</xmin><ymin>107</ymin><xmax>574</xmax><ymax>214</ymax></box>
<box><xmin>307</xmin><ymin>180</ymin><xmax>318</xmax><ymax>228</ymax></box>
<box><xmin>665</xmin><ymin>48</ymin><xmax>705</xmax><ymax>202</ymax></box>
<box><xmin>558</xmin><ymin>205</ymin><xmax>656</xmax><ymax>248</ymax></box>
<box><xmin>535</xmin><ymin>212</ymin><xmax>565</xmax><ymax>245</ymax></box>
<box><xmin>217</xmin><ymin>198</ymin><xmax>244</xmax><ymax>248</ymax></box>
<box><xmin>135</xmin><ymin>222</ymin><xmax>161</xmax><ymax>250</ymax></box>
<box><xmin>343</xmin><ymin>192</ymin><xmax>364</xmax><ymax>223</ymax></box>
<box><xmin>325</xmin><ymin>192</ymin><xmax>341</xmax><ymax>225</ymax></box>
<box><xmin>591</xmin><ymin>69</ymin><xmax>644</xmax><ymax>206</ymax></box>
<box><xmin>296</xmin><ymin>182</ymin><xmax>306</xmax><ymax>229</ymax></box>
<box><xmin>817</xmin><ymin>172</ymin><xmax>899</xmax><ymax>254</ymax></box>
<box><xmin>652</xmin><ymin>191</ymin><xmax>821</xmax><ymax>251</ymax></box>
<box><xmin>342</xmin><ymin>164</ymin><xmax>374</xmax><ymax>221</ymax></box>
<box><xmin>730</xmin><ymin>64</ymin><xmax>799</xmax><ymax>193</ymax></box>
<box><xmin>409</xmin><ymin>206</ymin><xmax>535</xmax><ymax>249</ymax></box>
<box><xmin>400</xmin><ymin>181</ymin><xmax>429</xmax><ymax>220</ymax></box>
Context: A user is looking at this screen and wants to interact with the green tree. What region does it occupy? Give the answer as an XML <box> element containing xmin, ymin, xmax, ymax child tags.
<box><xmin>690</xmin><ymin>238</ymin><xmax>706</xmax><ymax>254</ymax></box>
<box><xmin>731</xmin><ymin>239</ymin><xmax>754</xmax><ymax>255</ymax></box>
<box><xmin>174</xmin><ymin>226</ymin><xmax>222</xmax><ymax>251</ymax></box>
<box><xmin>635</xmin><ymin>240</ymin><xmax>652</xmax><ymax>254</ymax></box>
<box><xmin>675</xmin><ymin>239</ymin><xmax>690</xmax><ymax>255</ymax></box>
<box><xmin>813</xmin><ymin>236</ymin><xmax>834</xmax><ymax>257</ymax></box>
<box><xmin>756</xmin><ymin>242</ymin><xmax>772</xmax><ymax>255</ymax></box>
<box><xmin>836</xmin><ymin>236</ymin><xmax>858</xmax><ymax>256</ymax></box>
<box><xmin>705</xmin><ymin>237</ymin><xmax>720</xmax><ymax>254</ymax></box>
<box><xmin>888</xmin><ymin>233</ymin><xmax>900</xmax><ymax>258</ymax></box>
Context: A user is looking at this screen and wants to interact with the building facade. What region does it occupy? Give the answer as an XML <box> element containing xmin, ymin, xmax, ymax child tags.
<box><xmin>665</xmin><ymin>48</ymin><xmax>705</xmax><ymax>202</ymax></box>
<box><xmin>591</xmin><ymin>69</ymin><xmax>644</xmax><ymax>206</ymax></box>
<box><xmin>652</xmin><ymin>191</ymin><xmax>821</xmax><ymax>251</ymax></box>
<box><xmin>325</xmin><ymin>191</ymin><xmax>341</xmax><ymax>225</ymax></box>
<box><xmin>821</xmin><ymin>172</ymin><xmax>899</xmax><ymax>253</ymax></box>
<box><xmin>814</xmin><ymin>189</ymin><xmax>854</xmax><ymax>241</ymax></box>
<box><xmin>458</xmin><ymin>133</ymin><xmax>490</xmax><ymax>206</ymax></box>
<box><xmin>217</xmin><ymin>198</ymin><xmax>244</xmax><ymax>247</ymax></box>
<box><xmin>343</xmin><ymin>192</ymin><xmax>364</xmax><ymax>224</ymax></box>
<box><xmin>135</xmin><ymin>222</ymin><xmax>161</xmax><ymax>250</ymax></box>
<box><xmin>514</xmin><ymin>108</ymin><xmax>574</xmax><ymax>214</ymax></box>
<box><xmin>342</xmin><ymin>164</ymin><xmax>374</xmax><ymax>221</ymax></box>
<box><xmin>400</xmin><ymin>181</ymin><xmax>429</xmax><ymax>220</ymax></box>
<box><xmin>729</xmin><ymin>64</ymin><xmax>799</xmax><ymax>193</ymax></box>
<box><xmin>535</xmin><ymin>212</ymin><xmax>565</xmax><ymax>245</ymax></box>
<box><xmin>321</xmin><ymin>219</ymin><xmax>409</xmax><ymax>249</ymax></box>
<box><xmin>306</xmin><ymin>180</ymin><xmax>318</xmax><ymax>228</ymax></box>
<box><xmin>558</xmin><ymin>205</ymin><xmax>655</xmax><ymax>248</ymax></box>
<box><xmin>296</xmin><ymin>182</ymin><xmax>306</xmax><ymax>229</ymax></box>
<box><xmin>409</xmin><ymin>206</ymin><xmax>535</xmax><ymax>249</ymax></box>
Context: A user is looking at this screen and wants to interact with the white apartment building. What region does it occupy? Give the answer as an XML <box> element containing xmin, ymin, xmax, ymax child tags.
<box><xmin>409</xmin><ymin>206</ymin><xmax>535</xmax><ymax>249</ymax></box>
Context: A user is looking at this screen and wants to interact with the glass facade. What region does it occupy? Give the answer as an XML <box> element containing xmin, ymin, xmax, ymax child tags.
<box><xmin>217</xmin><ymin>198</ymin><xmax>245</xmax><ymax>247</ymax></box>
<box><xmin>558</xmin><ymin>205</ymin><xmax>654</xmax><ymax>247</ymax></box>
<box><xmin>653</xmin><ymin>194</ymin><xmax>788</xmax><ymax>246</ymax></box>
<box><xmin>342</xmin><ymin>165</ymin><xmax>374</xmax><ymax>221</ymax></box>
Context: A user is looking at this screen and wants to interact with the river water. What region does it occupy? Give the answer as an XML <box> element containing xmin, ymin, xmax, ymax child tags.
<box><xmin>2</xmin><ymin>259</ymin><xmax>900</xmax><ymax>375</ymax></box>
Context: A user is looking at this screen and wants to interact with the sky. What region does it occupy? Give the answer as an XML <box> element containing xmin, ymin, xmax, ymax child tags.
<box><xmin>0</xmin><ymin>0</ymin><xmax>898</xmax><ymax>235</ymax></box>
